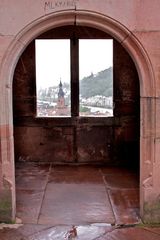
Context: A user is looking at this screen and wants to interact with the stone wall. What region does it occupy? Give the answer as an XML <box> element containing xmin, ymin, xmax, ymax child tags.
<box><xmin>13</xmin><ymin>26</ymin><xmax>140</xmax><ymax>167</ymax></box>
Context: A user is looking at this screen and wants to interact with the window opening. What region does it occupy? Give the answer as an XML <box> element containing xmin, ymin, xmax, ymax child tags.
<box><xmin>36</xmin><ymin>39</ymin><xmax>71</xmax><ymax>117</ymax></box>
<box><xmin>79</xmin><ymin>39</ymin><xmax>113</xmax><ymax>117</ymax></box>
<box><xmin>35</xmin><ymin>38</ymin><xmax>113</xmax><ymax>118</ymax></box>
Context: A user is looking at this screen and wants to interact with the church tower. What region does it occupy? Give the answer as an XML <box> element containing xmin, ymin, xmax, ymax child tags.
<box><xmin>57</xmin><ymin>80</ymin><xmax>65</xmax><ymax>108</ymax></box>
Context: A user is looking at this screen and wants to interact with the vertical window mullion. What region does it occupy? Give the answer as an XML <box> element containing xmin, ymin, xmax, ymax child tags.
<box><xmin>71</xmin><ymin>37</ymin><xmax>79</xmax><ymax>117</ymax></box>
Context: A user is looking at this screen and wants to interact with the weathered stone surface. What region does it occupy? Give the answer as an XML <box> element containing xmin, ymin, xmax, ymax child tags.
<box><xmin>15</xmin><ymin>164</ymin><xmax>141</xmax><ymax>226</ymax></box>
<box><xmin>0</xmin><ymin>223</ymin><xmax>160</xmax><ymax>240</ymax></box>
<box><xmin>0</xmin><ymin>36</ymin><xmax>14</xmax><ymax>62</ymax></box>
<box><xmin>0</xmin><ymin>0</ymin><xmax>159</xmax><ymax>225</ymax></box>
<box><xmin>0</xmin><ymin>189</ymin><xmax>12</xmax><ymax>223</ymax></box>
<box><xmin>143</xmin><ymin>195</ymin><xmax>160</xmax><ymax>224</ymax></box>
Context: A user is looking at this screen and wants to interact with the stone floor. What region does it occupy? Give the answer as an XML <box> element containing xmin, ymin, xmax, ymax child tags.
<box><xmin>0</xmin><ymin>163</ymin><xmax>160</xmax><ymax>239</ymax></box>
<box><xmin>15</xmin><ymin>163</ymin><xmax>140</xmax><ymax>225</ymax></box>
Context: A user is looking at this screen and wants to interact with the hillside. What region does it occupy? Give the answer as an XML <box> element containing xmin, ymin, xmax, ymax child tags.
<box><xmin>80</xmin><ymin>67</ymin><xmax>113</xmax><ymax>98</ymax></box>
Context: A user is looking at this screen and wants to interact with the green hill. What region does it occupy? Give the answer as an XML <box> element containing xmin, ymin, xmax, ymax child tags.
<box><xmin>80</xmin><ymin>67</ymin><xmax>113</xmax><ymax>98</ymax></box>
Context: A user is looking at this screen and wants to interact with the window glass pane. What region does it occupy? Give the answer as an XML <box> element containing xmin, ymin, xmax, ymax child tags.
<box><xmin>79</xmin><ymin>39</ymin><xmax>113</xmax><ymax>117</ymax></box>
<box><xmin>36</xmin><ymin>39</ymin><xmax>71</xmax><ymax>117</ymax></box>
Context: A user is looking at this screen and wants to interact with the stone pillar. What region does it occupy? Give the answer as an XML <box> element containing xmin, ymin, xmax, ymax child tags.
<box><xmin>0</xmin><ymin>35</ymin><xmax>16</xmax><ymax>222</ymax></box>
<box><xmin>0</xmin><ymin>124</ymin><xmax>16</xmax><ymax>222</ymax></box>
<box><xmin>140</xmin><ymin>96</ymin><xmax>160</xmax><ymax>223</ymax></box>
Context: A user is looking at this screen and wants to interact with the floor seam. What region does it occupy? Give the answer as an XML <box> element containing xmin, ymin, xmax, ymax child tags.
<box><xmin>36</xmin><ymin>163</ymin><xmax>52</xmax><ymax>224</ymax></box>
<box><xmin>100</xmin><ymin>168</ymin><xmax>116</xmax><ymax>225</ymax></box>
<box><xmin>92</xmin><ymin>227</ymin><xmax>116</xmax><ymax>240</ymax></box>
<box><xmin>142</xmin><ymin>227</ymin><xmax>160</xmax><ymax>236</ymax></box>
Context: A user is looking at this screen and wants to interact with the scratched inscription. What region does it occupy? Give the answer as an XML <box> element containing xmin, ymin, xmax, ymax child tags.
<box><xmin>44</xmin><ymin>0</ymin><xmax>79</xmax><ymax>11</ymax></box>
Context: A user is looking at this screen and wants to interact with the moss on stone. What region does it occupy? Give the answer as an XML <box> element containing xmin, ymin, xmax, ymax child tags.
<box><xmin>0</xmin><ymin>190</ymin><xmax>12</xmax><ymax>223</ymax></box>
<box><xmin>142</xmin><ymin>201</ymin><xmax>160</xmax><ymax>224</ymax></box>
<box><xmin>0</xmin><ymin>200</ymin><xmax>11</xmax><ymax>210</ymax></box>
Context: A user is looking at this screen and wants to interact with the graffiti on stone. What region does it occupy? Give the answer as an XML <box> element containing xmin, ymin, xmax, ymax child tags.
<box><xmin>44</xmin><ymin>0</ymin><xmax>79</xmax><ymax>11</ymax></box>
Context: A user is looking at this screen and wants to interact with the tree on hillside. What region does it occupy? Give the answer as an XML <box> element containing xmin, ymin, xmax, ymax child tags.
<box><xmin>80</xmin><ymin>67</ymin><xmax>113</xmax><ymax>98</ymax></box>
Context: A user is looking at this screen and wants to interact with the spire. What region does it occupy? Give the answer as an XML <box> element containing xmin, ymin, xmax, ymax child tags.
<box><xmin>59</xmin><ymin>80</ymin><xmax>62</xmax><ymax>88</ymax></box>
<box><xmin>58</xmin><ymin>79</ymin><xmax>64</xmax><ymax>98</ymax></box>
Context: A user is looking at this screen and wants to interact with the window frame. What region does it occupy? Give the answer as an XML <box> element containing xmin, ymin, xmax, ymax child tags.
<box><xmin>35</xmin><ymin>26</ymin><xmax>114</xmax><ymax>119</ymax></box>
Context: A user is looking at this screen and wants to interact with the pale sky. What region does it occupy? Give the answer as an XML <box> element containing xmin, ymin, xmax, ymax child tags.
<box><xmin>35</xmin><ymin>39</ymin><xmax>113</xmax><ymax>89</ymax></box>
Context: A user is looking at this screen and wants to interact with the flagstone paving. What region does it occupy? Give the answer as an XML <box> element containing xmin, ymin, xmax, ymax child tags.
<box><xmin>0</xmin><ymin>163</ymin><xmax>159</xmax><ymax>239</ymax></box>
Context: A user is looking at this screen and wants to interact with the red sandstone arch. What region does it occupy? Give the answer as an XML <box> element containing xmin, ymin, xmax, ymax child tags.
<box><xmin>0</xmin><ymin>10</ymin><xmax>155</xmax><ymax>221</ymax></box>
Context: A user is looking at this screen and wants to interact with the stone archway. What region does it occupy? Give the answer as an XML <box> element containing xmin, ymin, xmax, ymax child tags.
<box><xmin>0</xmin><ymin>10</ymin><xmax>155</xmax><ymax>222</ymax></box>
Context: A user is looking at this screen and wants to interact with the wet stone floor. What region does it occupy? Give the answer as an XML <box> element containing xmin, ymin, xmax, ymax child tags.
<box><xmin>0</xmin><ymin>163</ymin><xmax>160</xmax><ymax>239</ymax></box>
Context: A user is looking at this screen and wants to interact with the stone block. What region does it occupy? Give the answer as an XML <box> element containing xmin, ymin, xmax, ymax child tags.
<box><xmin>0</xmin><ymin>137</ymin><xmax>14</xmax><ymax>169</ymax></box>
<box><xmin>77</xmin><ymin>126</ymin><xmax>112</xmax><ymax>163</ymax></box>
<box><xmin>77</xmin><ymin>0</ymin><xmax>137</xmax><ymax>31</ymax></box>
<box><xmin>153</xmin><ymin>138</ymin><xmax>160</xmax><ymax>188</ymax></box>
<box><xmin>155</xmin><ymin>98</ymin><xmax>160</xmax><ymax>137</ymax></box>
<box><xmin>14</xmin><ymin>126</ymin><xmax>74</xmax><ymax>163</ymax></box>
<box><xmin>0</xmin><ymin>124</ymin><xmax>13</xmax><ymax>139</ymax></box>
<box><xmin>135</xmin><ymin>0</ymin><xmax>160</xmax><ymax>31</ymax></box>
<box><xmin>0</xmin><ymin>1</ymin><xmax>46</xmax><ymax>35</ymax></box>
<box><xmin>134</xmin><ymin>31</ymin><xmax>160</xmax><ymax>97</ymax></box>
<box><xmin>0</xmin><ymin>36</ymin><xmax>13</xmax><ymax>57</ymax></box>
<box><xmin>140</xmin><ymin>97</ymin><xmax>155</xmax><ymax>138</ymax></box>
<box><xmin>140</xmin><ymin>137</ymin><xmax>154</xmax><ymax>185</ymax></box>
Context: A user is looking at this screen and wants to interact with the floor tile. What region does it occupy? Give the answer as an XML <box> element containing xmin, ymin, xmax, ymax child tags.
<box><xmin>17</xmin><ymin>224</ymin><xmax>53</xmax><ymax>238</ymax></box>
<box><xmin>108</xmin><ymin>189</ymin><xmax>140</xmax><ymax>224</ymax></box>
<box><xmin>16</xmin><ymin>189</ymin><xmax>44</xmax><ymax>224</ymax></box>
<box><xmin>100</xmin><ymin>167</ymin><xmax>138</xmax><ymax>176</ymax></box>
<box><xmin>49</xmin><ymin>165</ymin><xmax>103</xmax><ymax>183</ymax></box>
<box><xmin>16</xmin><ymin>162</ymin><xmax>51</xmax><ymax>176</ymax></box>
<box><xmin>28</xmin><ymin>225</ymin><xmax>113</xmax><ymax>240</ymax></box>
<box><xmin>16</xmin><ymin>174</ymin><xmax>48</xmax><ymax>191</ymax></box>
<box><xmin>0</xmin><ymin>228</ymin><xmax>26</xmax><ymax>240</ymax></box>
<box><xmin>99</xmin><ymin>227</ymin><xmax>160</xmax><ymax>240</ymax></box>
<box><xmin>104</xmin><ymin>174</ymin><xmax>139</xmax><ymax>189</ymax></box>
<box><xmin>38</xmin><ymin>183</ymin><xmax>115</xmax><ymax>225</ymax></box>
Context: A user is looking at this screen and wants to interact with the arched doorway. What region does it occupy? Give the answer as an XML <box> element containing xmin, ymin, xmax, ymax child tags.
<box><xmin>0</xmin><ymin>10</ymin><xmax>155</xmax><ymax>223</ymax></box>
<box><xmin>13</xmin><ymin>25</ymin><xmax>140</xmax><ymax>224</ymax></box>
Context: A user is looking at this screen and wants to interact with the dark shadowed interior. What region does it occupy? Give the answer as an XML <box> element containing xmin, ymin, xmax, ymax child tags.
<box><xmin>13</xmin><ymin>26</ymin><xmax>140</xmax><ymax>226</ymax></box>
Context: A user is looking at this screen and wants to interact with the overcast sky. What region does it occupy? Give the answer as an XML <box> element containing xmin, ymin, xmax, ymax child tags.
<box><xmin>36</xmin><ymin>39</ymin><xmax>113</xmax><ymax>89</ymax></box>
